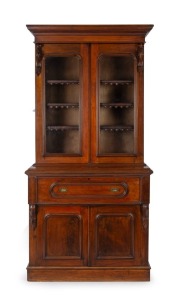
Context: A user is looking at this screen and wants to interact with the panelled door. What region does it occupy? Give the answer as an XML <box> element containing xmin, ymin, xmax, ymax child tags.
<box><xmin>36</xmin><ymin>43</ymin><xmax>89</xmax><ymax>163</ymax></box>
<box><xmin>91</xmin><ymin>43</ymin><xmax>143</xmax><ymax>163</ymax></box>
<box><xmin>89</xmin><ymin>205</ymin><xmax>142</xmax><ymax>267</ymax></box>
<box><xmin>36</xmin><ymin>206</ymin><xmax>88</xmax><ymax>267</ymax></box>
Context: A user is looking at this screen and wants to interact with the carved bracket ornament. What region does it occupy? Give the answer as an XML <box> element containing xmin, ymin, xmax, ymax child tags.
<box><xmin>136</xmin><ymin>44</ymin><xmax>144</xmax><ymax>73</ymax></box>
<box><xmin>35</xmin><ymin>44</ymin><xmax>43</xmax><ymax>76</ymax></box>
<box><xmin>29</xmin><ymin>204</ymin><xmax>37</xmax><ymax>230</ymax></box>
<box><xmin>141</xmin><ymin>204</ymin><xmax>149</xmax><ymax>231</ymax></box>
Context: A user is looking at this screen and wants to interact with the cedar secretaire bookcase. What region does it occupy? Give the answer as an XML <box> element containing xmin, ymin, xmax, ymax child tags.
<box><xmin>26</xmin><ymin>25</ymin><xmax>153</xmax><ymax>281</ymax></box>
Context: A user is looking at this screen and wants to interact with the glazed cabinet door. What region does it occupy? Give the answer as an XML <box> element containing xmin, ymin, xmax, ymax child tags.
<box><xmin>91</xmin><ymin>44</ymin><xmax>144</xmax><ymax>163</ymax></box>
<box><xmin>89</xmin><ymin>205</ymin><xmax>144</xmax><ymax>267</ymax></box>
<box><xmin>31</xmin><ymin>206</ymin><xmax>88</xmax><ymax>267</ymax></box>
<box><xmin>36</xmin><ymin>43</ymin><xmax>89</xmax><ymax>163</ymax></box>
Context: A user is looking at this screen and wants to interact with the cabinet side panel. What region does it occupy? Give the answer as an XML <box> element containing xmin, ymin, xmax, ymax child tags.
<box><xmin>140</xmin><ymin>204</ymin><xmax>149</xmax><ymax>264</ymax></box>
<box><xmin>141</xmin><ymin>175</ymin><xmax>150</xmax><ymax>204</ymax></box>
<box><xmin>28</xmin><ymin>177</ymin><xmax>37</xmax><ymax>204</ymax></box>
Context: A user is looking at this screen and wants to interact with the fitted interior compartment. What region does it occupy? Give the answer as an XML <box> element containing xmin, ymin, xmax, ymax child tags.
<box><xmin>45</xmin><ymin>56</ymin><xmax>80</xmax><ymax>80</ymax></box>
<box><xmin>98</xmin><ymin>55</ymin><xmax>135</xmax><ymax>155</ymax></box>
<box><xmin>45</xmin><ymin>56</ymin><xmax>81</xmax><ymax>155</ymax></box>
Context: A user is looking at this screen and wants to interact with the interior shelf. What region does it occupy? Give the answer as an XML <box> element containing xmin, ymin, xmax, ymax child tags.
<box><xmin>47</xmin><ymin>103</ymin><xmax>79</xmax><ymax>109</ymax></box>
<box><xmin>47</xmin><ymin>125</ymin><xmax>79</xmax><ymax>132</ymax></box>
<box><xmin>100</xmin><ymin>80</ymin><xmax>133</xmax><ymax>86</ymax></box>
<box><xmin>47</xmin><ymin>80</ymin><xmax>80</xmax><ymax>85</ymax></box>
<box><xmin>100</xmin><ymin>102</ymin><xmax>133</xmax><ymax>109</ymax></box>
<box><xmin>100</xmin><ymin>125</ymin><xmax>134</xmax><ymax>132</ymax></box>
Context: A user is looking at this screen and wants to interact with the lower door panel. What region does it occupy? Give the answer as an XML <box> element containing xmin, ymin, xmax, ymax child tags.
<box><xmin>90</xmin><ymin>205</ymin><xmax>142</xmax><ymax>267</ymax></box>
<box><xmin>36</xmin><ymin>206</ymin><xmax>88</xmax><ymax>267</ymax></box>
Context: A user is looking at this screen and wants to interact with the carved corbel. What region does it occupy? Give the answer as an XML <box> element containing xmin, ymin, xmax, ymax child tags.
<box><xmin>35</xmin><ymin>44</ymin><xmax>43</xmax><ymax>76</ymax></box>
<box><xmin>141</xmin><ymin>204</ymin><xmax>149</xmax><ymax>231</ymax></box>
<box><xmin>29</xmin><ymin>204</ymin><xmax>37</xmax><ymax>230</ymax></box>
<box><xmin>136</xmin><ymin>44</ymin><xmax>144</xmax><ymax>73</ymax></box>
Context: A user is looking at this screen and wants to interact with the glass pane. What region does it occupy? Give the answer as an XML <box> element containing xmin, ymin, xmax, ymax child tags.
<box><xmin>45</xmin><ymin>56</ymin><xmax>81</xmax><ymax>155</ymax></box>
<box><xmin>98</xmin><ymin>55</ymin><xmax>135</xmax><ymax>155</ymax></box>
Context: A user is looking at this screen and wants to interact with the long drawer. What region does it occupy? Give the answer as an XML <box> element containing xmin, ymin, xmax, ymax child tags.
<box><xmin>36</xmin><ymin>177</ymin><xmax>140</xmax><ymax>204</ymax></box>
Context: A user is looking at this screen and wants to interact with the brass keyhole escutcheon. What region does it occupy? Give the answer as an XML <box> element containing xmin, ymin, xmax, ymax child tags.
<box><xmin>111</xmin><ymin>187</ymin><xmax>119</xmax><ymax>192</ymax></box>
<box><xmin>59</xmin><ymin>187</ymin><xmax>67</xmax><ymax>193</ymax></box>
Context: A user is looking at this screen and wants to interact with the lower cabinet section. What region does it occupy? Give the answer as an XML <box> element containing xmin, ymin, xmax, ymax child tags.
<box><xmin>28</xmin><ymin>204</ymin><xmax>150</xmax><ymax>281</ymax></box>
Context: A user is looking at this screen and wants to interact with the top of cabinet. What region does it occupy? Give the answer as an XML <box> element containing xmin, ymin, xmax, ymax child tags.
<box><xmin>26</xmin><ymin>24</ymin><xmax>154</xmax><ymax>43</ymax></box>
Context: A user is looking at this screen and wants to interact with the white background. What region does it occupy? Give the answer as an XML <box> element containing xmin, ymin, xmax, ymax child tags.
<box><xmin>1</xmin><ymin>0</ymin><xmax>184</xmax><ymax>299</ymax></box>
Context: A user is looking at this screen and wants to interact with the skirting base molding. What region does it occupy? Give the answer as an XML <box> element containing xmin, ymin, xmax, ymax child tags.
<box><xmin>27</xmin><ymin>265</ymin><xmax>150</xmax><ymax>282</ymax></box>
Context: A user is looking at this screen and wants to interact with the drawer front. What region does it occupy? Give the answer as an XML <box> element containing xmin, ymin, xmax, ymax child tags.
<box><xmin>50</xmin><ymin>181</ymin><xmax>128</xmax><ymax>198</ymax></box>
<box><xmin>37</xmin><ymin>177</ymin><xmax>140</xmax><ymax>204</ymax></box>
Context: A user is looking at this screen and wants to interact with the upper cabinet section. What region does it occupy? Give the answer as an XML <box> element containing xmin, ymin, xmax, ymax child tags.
<box><xmin>27</xmin><ymin>25</ymin><xmax>153</xmax><ymax>164</ymax></box>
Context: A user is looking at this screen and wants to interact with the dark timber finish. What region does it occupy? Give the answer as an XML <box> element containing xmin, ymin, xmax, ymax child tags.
<box><xmin>26</xmin><ymin>25</ymin><xmax>153</xmax><ymax>281</ymax></box>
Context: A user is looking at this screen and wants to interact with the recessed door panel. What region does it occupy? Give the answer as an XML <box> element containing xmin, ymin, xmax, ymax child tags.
<box><xmin>44</xmin><ymin>214</ymin><xmax>81</xmax><ymax>259</ymax></box>
<box><xmin>36</xmin><ymin>206</ymin><xmax>88</xmax><ymax>266</ymax></box>
<box><xmin>90</xmin><ymin>206</ymin><xmax>142</xmax><ymax>266</ymax></box>
<box><xmin>96</xmin><ymin>214</ymin><xmax>134</xmax><ymax>259</ymax></box>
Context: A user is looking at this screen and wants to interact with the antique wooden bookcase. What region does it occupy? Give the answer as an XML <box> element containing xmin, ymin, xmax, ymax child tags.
<box><xmin>26</xmin><ymin>25</ymin><xmax>153</xmax><ymax>281</ymax></box>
